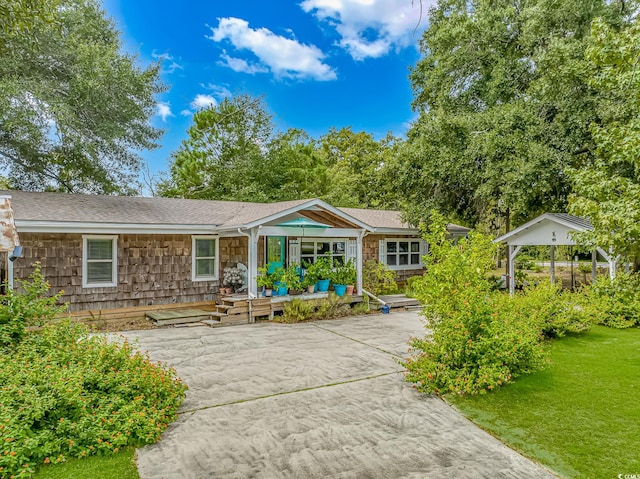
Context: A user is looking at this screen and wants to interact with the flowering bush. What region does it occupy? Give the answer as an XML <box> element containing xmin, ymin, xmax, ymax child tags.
<box><xmin>0</xmin><ymin>263</ymin><xmax>67</xmax><ymax>349</ymax></box>
<box><xmin>0</xmin><ymin>322</ymin><xmax>187</xmax><ymax>477</ymax></box>
<box><xmin>579</xmin><ymin>273</ymin><xmax>640</xmax><ymax>328</ymax></box>
<box><xmin>404</xmin><ymin>213</ymin><xmax>548</xmax><ymax>395</ymax></box>
<box><xmin>223</xmin><ymin>266</ymin><xmax>245</xmax><ymax>292</ymax></box>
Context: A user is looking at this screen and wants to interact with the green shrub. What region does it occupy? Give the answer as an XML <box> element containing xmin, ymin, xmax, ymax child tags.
<box><xmin>0</xmin><ymin>263</ymin><xmax>67</xmax><ymax>350</ymax></box>
<box><xmin>363</xmin><ymin>260</ymin><xmax>398</xmax><ymax>296</ymax></box>
<box><xmin>580</xmin><ymin>273</ymin><xmax>640</xmax><ymax>328</ymax></box>
<box><xmin>404</xmin><ymin>213</ymin><xmax>548</xmax><ymax>395</ymax></box>
<box><xmin>274</xmin><ymin>294</ymin><xmax>362</xmax><ymax>323</ymax></box>
<box><xmin>518</xmin><ymin>283</ymin><xmax>592</xmax><ymax>338</ymax></box>
<box><xmin>0</xmin><ymin>322</ymin><xmax>187</xmax><ymax>478</ymax></box>
<box><xmin>314</xmin><ymin>293</ymin><xmax>352</xmax><ymax>319</ymax></box>
<box><xmin>279</xmin><ymin>298</ymin><xmax>316</xmax><ymax>323</ymax></box>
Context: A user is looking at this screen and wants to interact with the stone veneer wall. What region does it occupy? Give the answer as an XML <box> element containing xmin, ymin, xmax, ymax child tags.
<box><xmin>15</xmin><ymin>233</ymin><xmax>226</xmax><ymax>312</ymax></box>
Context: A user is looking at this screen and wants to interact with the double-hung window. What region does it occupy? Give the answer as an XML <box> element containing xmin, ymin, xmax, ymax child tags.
<box><xmin>82</xmin><ymin>235</ymin><xmax>118</xmax><ymax>288</ymax></box>
<box><xmin>192</xmin><ymin>236</ymin><xmax>218</xmax><ymax>281</ymax></box>
<box><xmin>382</xmin><ymin>239</ymin><xmax>426</xmax><ymax>270</ymax></box>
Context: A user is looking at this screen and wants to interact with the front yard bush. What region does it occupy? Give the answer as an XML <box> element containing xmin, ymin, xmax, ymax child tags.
<box><xmin>0</xmin><ymin>322</ymin><xmax>187</xmax><ymax>478</ymax></box>
<box><xmin>404</xmin><ymin>213</ymin><xmax>591</xmax><ymax>396</ymax></box>
<box><xmin>580</xmin><ymin>272</ymin><xmax>640</xmax><ymax>328</ymax></box>
<box><xmin>0</xmin><ymin>268</ymin><xmax>187</xmax><ymax>478</ymax></box>
<box><xmin>0</xmin><ymin>263</ymin><xmax>67</xmax><ymax>349</ymax></box>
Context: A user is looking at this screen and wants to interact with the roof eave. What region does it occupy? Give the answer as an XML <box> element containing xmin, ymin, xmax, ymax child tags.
<box><xmin>15</xmin><ymin>220</ymin><xmax>218</xmax><ymax>235</ymax></box>
<box><xmin>240</xmin><ymin>199</ymin><xmax>375</xmax><ymax>232</ymax></box>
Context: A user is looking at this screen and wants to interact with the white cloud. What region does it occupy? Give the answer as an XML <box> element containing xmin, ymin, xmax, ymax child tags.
<box><xmin>208</xmin><ymin>17</ymin><xmax>337</xmax><ymax>81</ymax></box>
<box><xmin>300</xmin><ymin>0</ymin><xmax>429</xmax><ymax>60</ymax></box>
<box><xmin>190</xmin><ymin>94</ymin><xmax>217</xmax><ymax>110</ymax></box>
<box><xmin>218</xmin><ymin>52</ymin><xmax>268</xmax><ymax>75</ymax></box>
<box><xmin>166</xmin><ymin>62</ymin><xmax>184</xmax><ymax>73</ymax></box>
<box><xmin>151</xmin><ymin>50</ymin><xmax>174</xmax><ymax>62</ymax></box>
<box><xmin>180</xmin><ymin>109</ymin><xmax>193</xmax><ymax>117</ymax></box>
<box><xmin>156</xmin><ymin>102</ymin><xmax>173</xmax><ymax>121</ymax></box>
<box><xmin>151</xmin><ymin>50</ymin><xmax>184</xmax><ymax>74</ymax></box>
<box><xmin>200</xmin><ymin>83</ymin><xmax>233</xmax><ymax>98</ymax></box>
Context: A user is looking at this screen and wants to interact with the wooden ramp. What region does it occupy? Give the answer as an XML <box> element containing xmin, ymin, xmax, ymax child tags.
<box><xmin>378</xmin><ymin>294</ymin><xmax>421</xmax><ymax>310</ymax></box>
<box><xmin>146</xmin><ymin>309</ymin><xmax>216</xmax><ymax>327</ymax></box>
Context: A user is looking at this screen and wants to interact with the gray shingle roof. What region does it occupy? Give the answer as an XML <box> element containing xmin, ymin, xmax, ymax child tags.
<box><xmin>3</xmin><ymin>190</ymin><xmax>470</xmax><ymax>234</ymax></box>
<box><xmin>2</xmin><ymin>190</ymin><xmax>309</xmax><ymax>227</ymax></box>
<box><xmin>547</xmin><ymin>213</ymin><xmax>593</xmax><ymax>230</ymax></box>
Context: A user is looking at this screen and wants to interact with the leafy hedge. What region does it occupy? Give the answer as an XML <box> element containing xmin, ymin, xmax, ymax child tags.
<box><xmin>580</xmin><ymin>273</ymin><xmax>640</xmax><ymax>328</ymax></box>
<box><xmin>0</xmin><ymin>322</ymin><xmax>187</xmax><ymax>477</ymax></box>
<box><xmin>0</xmin><ymin>264</ymin><xmax>187</xmax><ymax>478</ymax></box>
<box><xmin>404</xmin><ymin>213</ymin><xmax>592</xmax><ymax>396</ymax></box>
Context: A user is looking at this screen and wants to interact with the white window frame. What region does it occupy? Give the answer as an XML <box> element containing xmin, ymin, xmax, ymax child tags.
<box><xmin>383</xmin><ymin>238</ymin><xmax>426</xmax><ymax>271</ymax></box>
<box><xmin>82</xmin><ymin>235</ymin><xmax>118</xmax><ymax>288</ymax></box>
<box><xmin>192</xmin><ymin>235</ymin><xmax>219</xmax><ymax>282</ymax></box>
<box><xmin>300</xmin><ymin>238</ymin><xmax>347</xmax><ymax>265</ymax></box>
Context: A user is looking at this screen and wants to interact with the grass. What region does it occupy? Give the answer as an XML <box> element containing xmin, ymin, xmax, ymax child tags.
<box><xmin>33</xmin><ymin>447</ymin><xmax>139</xmax><ymax>479</ymax></box>
<box><xmin>447</xmin><ymin>326</ymin><xmax>640</xmax><ymax>478</ymax></box>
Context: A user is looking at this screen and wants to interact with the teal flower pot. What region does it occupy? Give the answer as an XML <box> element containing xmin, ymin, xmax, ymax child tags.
<box><xmin>334</xmin><ymin>284</ymin><xmax>347</xmax><ymax>297</ymax></box>
<box><xmin>317</xmin><ymin>279</ymin><xmax>330</xmax><ymax>292</ymax></box>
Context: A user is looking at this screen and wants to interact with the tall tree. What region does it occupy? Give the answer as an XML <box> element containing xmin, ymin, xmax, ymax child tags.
<box><xmin>160</xmin><ymin>95</ymin><xmax>277</xmax><ymax>201</ymax></box>
<box><xmin>319</xmin><ymin>127</ymin><xmax>401</xmax><ymax>209</ymax></box>
<box><xmin>569</xmin><ymin>19</ymin><xmax>640</xmax><ymax>261</ymax></box>
<box><xmin>401</xmin><ymin>0</ymin><xmax>633</xmax><ymax>228</ymax></box>
<box><xmin>0</xmin><ymin>0</ymin><xmax>162</xmax><ymax>194</ymax></box>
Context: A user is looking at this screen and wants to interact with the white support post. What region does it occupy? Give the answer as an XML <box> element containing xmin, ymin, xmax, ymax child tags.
<box><xmin>591</xmin><ymin>250</ymin><xmax>597</xmax><ymax>284</ymax></box>
<box><xmin>356</xmin><ymin>231</ymin><xmax>364</xmax><ymax>295</ymax></box>
<box><xmin>248</xmin><ymin>227</ymin><xmax>260</xmax><ymax>299</ymax></box>
<box><xmin>508</xmin><ymin>245</ymin><xmax>523</xmax><ymax>294</ymax></box>
<box><xmin>550</xmin><ymin>245</ymin><xmax>555</xmax><ymax>284</ymax></box>
<box><xmin>7</xmin><ymin>257</ymin><xmax>13</xmax><ymax>290</ymax></box>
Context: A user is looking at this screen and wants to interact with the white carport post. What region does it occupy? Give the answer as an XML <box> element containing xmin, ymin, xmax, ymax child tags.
<box><xmin>591</xmin><ymin>250</ymin><xmax>597</xmax><ymax>283</ymax></box>
<box><xmin>596</xmin><ymin>247</ymin><xmax>617</xmax><ymax>280</ymax></box>
<box><xmin>550</xmin><ymin>245</ymin><xmax>555</xmax><ymax>284</ymax></box>
<box><xmin>508</xmin><ymin>245</ymin><xmax>523</xmax><ymax>294</ymax></box>
<box><xmin>356</xmin><ymin>230</ymin><xmax>365</xmax><ymax>295</ymax></box>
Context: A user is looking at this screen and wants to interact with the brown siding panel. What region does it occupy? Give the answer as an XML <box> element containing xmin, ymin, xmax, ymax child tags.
<box><xmin>13</xmin><ymin>233</ymin><xmax>222</xmax><ymax>312</ymax></box>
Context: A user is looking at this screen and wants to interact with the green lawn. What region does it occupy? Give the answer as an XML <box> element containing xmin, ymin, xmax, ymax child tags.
<box><xmin>448</xmin><ymin>326</ymin><xmax>640</xmax><ymax>478</ymax></box>
<box><xmin>33</xmin><ymin>447</ymin><xmax>138</xmax><ymax>479</ymax></box>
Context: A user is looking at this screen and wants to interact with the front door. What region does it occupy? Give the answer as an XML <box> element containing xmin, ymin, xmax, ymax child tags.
<box><xmin>266</xmin><ymin>236</ymin><xmax>286</xmax><ymax>273</ymax></box>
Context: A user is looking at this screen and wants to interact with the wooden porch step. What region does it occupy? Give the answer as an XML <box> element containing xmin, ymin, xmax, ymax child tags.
<box><xmin>221</xmin><ymin>316</ymin><xmax>250</xmax><ymax>326</ymax></box>
<box><xmin>201</xmin><ymin>319</ymin><xmax>222</xmax><ymax>328</ymax></box>
<box><xmin>216</xmin><ymin>304</ymin><xmax>249</xmax><ymax>314</ymax></box>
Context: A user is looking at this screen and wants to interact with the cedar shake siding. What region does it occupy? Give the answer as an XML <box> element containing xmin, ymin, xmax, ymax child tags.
<box><xmin>14</xmin><ymin>233</ymin><xmax>224</xmax><ymax>312</ymax></box>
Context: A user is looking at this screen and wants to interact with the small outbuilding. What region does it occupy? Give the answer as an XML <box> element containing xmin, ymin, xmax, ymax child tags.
<box><xmin>494</xmin><ymin>213</ymin><xmax>618</xmax><ymax>293</ymax></box>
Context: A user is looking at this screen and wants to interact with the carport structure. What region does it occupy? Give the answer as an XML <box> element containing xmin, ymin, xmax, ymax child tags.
<box><xmin>495</xmin><ymin>213</ymin><xmax>619</xmax><ymax>293</ymax></box>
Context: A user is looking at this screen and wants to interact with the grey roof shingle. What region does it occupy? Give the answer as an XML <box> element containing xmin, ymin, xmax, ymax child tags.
<box><xmin>3</xmin><ymin>190</ymin><xmax>470</xmax><ymax>234</ymax></box>
<box><xmin>547</xmin><ymin>213</ymin><xmax>593</xmax><ymax>230</ymax></box>
<box><xmin>2</xmin><ymin>190</ymin><xmax>309</xmax><ymax>227</ymax></box>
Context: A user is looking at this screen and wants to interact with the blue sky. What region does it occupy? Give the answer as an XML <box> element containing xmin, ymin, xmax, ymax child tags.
<box><xmin>103</xmin><ymin>0</ymin><xmax>429</xmax><ymax>176</ymax></box>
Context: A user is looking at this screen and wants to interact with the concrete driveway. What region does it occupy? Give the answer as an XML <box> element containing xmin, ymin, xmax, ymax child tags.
<box><xmin>123</xmin><ymin>312</ymin><xmax>554</xmax><ymax>479</ymax></box>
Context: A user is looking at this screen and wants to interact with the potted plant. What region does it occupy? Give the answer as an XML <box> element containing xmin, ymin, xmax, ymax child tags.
<box><xmin>331</xmin><ymin>260</ymin><xmax>356</xmax><ymax>296</ymax></box>
<box><xmin>257</xmin><ymin>264</ymin><xmax>275</xmax><ymax>297</ymax></box>
<box><xmin>312</xmin><ymin>255</ymin><xmax>333</xmax><ymax>292</ymax></box>
<box><xmin>223</xmin><ymin>266</ymin><xmax>245</xmax><ymax>293</ymax></box>
<box><xmin>302</xmin><ymin>260</ymin><xmax>319</xmax><ymax>293</ymax></box>
<box><xmin>271</xmin><ymin>267</ymin><xmax>287</xmax><ymax>296</ymax></box>
<box><xmin>283</xmin><ymin>263</ymin><xmax>303</xmax><ymax>295</ymax></box>
<box><xmin>342</xmin><ymin>259</ymin><xmax>357</xmax><ymax>295</ymax></box>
